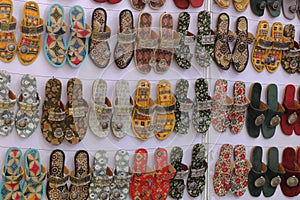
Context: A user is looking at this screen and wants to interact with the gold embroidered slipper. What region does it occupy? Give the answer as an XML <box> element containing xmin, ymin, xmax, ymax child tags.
<box><xmin>132</xmin><ymin>79</ymin><xmax>156</xmax><ymax>140</ymax></box>
<box><xmin>0</xmin><ymin>0</ymin><xmax>17</xmax><ymax>63</ymax></box>
<box><xmin>17</xmin><ymin>1</ymin><xmax>44</xmax><ymax>65</ymax></box>
<box><xmin>89</xmin><ymin>8</ymin><xmax>111</xmax><ymax>68</ymax></box>
<box><xmin>154</xmin><ymin>80</ymin><xmax>176</xmax><ymax>140</ymax></box>
<box><xmin>114</xmin><ymin>9</ymin><xmax>136</xmax><ymax>69</ymax></box>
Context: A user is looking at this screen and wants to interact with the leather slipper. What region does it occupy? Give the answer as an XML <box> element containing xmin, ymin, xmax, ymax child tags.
<box><xmin>114</xmin><ymin>9</ymin><xmax>135</xmax><ymax>69</ymax></box>
<box><xmin>248</xmin><ymin>146</ymin><xmax>267</xmax><ymax>197</ymax></box>
<box><xmin>281</xmin><ymin>84</ymin><xmax>300</xmax><ymax>135</ymax></box>
<box><xmin>89</xmin><ymin>8</ymin><xmax>111</xmax><ymax>68</ymax></box>
<box><xmin>65</xmin><ymin>78</ymin><xmax>89</xmax><ymax>144</ymax></box>
<box><xmin>267</xmin><ymin>0</ymin><xmax>282</xmax><ymax>16</ymax></box>
<box><xmin>246</xmin><ymin>82</ymin><xmax>267</xmax><ymax>138</ymax></box>
<box><xmin>261</xmin><ymin>84</ymin><xmax>284</xmax><ymax>138</ymax></box>
<box><xmin>262</xmin><ymin>147</ymin><xmax>285</xmax><ymax>197</ymax></box>
<box><xmin>250</xmin><ymin>0</ymin><xmax>267</xmax><ymax>16</ymax></box>
<box><xmin>283</xmin><ymin>0</ymin><xmax>297</xmax><ymax>19</ymax></box>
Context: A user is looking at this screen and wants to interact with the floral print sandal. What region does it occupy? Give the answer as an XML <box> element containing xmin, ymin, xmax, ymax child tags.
<box><xmin>232</xmin><ymin>16</ymin><xmax>254</xmax><ymax>72</ymax></box>
<box><xmin>281</xmin><ymin>24</ymin><xmax>300</xmax><ymax>74</ymax></box>
<box><xmin>266</xmin><ymin>22</ymin><xmax>290</xmax><ymax>73</ymax></box>
<box><xmin>110</xmin><ymin>150</ymin><xmax>132</xmax><ymax>200</ymax></box>
<box><xmin>187</xmin><ymin>144</ymin><xmax>208</xmax><ymax>197</ymax></box>
<box><xmin>23</xmin><ymin>149</ymin><xmax>46</xmax><ymax>200</ymax></box>
<box><xmin>213</xmin><ymin>144</ymin><xmax>233</xmax><ymax>196</ymax></box>
<box><xmin>192</xmin><ymin>78</ymin><xmax>212</xmax><ymax>134</ymax></box>
<box><xmin>195</xmin><ymin>11</ymin><xmax>215</xmax><ymax>68</ymax></box>
<box><xmin>65</xmin><ymin>78</ymin><xmax>89</xmax><ymax>144</ymax></box>
<box><xmin>89</xmin><ymin>79</ymin><xmax>112</xmax><ymax>138</ymax></box>
<box><xmin>111</xmin><ymin>80</ymin><xmax>134</xmax><ymax>138</ymax></box>
<box><xmin>44</xmin><ymin>4</ymin><xmax>68</xmax><ymax>68</ymax></box>
<box><xmin>67</xmin><ymin>5</ymin><xmax>91</xmax><ymax>68</ymax></box>
<box><xmin>15</xmin><ymin>74</ymin><xmax>40</xmax><ymax>138</ymax></box>
<box><xmin>229</xmin><ymin>81</ymin><xmax>250</xmax><ymax>134</ymax></box>
<box><xmin>169</xmin><ymin>146</ymin><xmax>189</xmax><ymax>199</ymax></box>
<box><xmin>212</xmin><ymin>79</ymin><xmax>233</xmax><ymax>133</ymax></box>
<box><xmin>41</xmin><ymin>78</ymin><xmax>65</xmax><ymax>145</ymax></box>
<box><xmin>89</xmin><ymin>8</ymin><xmax>111</xmax><ymax>68</ymax></box>
<box><xmin>114</xmin><ymin>9</ymin><xmax>135</xmax><ymax>69</ymax></box>
<box><xmin>0</xmin><ymin>70</ymin><xmax>16</xmax><ymax>136</ymax></box>
<box><xmin>46</xmin><ymin>149</ymin><xmax>69</xmax><ymax>200</ymax></box>
<box><xmin>0</xmin><ymin>147</ymin><xmax>23</xmax><ymax>200</ymax></box>
<box><xmin>17</xmin><ymin>1</ymin><xmax>44</xmax><ymax>65</ymax></box>
<box><xmin>132</xmin><ymin>79</ymin><xmax>156</xmax><ymax>140</ymax></box>
<box><xmin>0</xmin><ymin>0</ymin><xmax>17</xmax><ymax>63</ymax></box>
<box><xmin>174</xmin><ymin>79</ymin><xmax>193</xmax><ymax>134</ymax></box>
<box><xmin>154</xmin><ymin>12</ymin><xmax>180</xmax><ymax>74</ymax></box>
<box><xmin>69</xmin><ymin>150</ymin><xmax>91</xmax><ymax>200</ymax></box>
<box><xmin>154</xmin><ymin>80</ymin><xmax>176</xmax><ymax>140</ymax></box>
<box><xmin>175</xmin><ymin>12</ymin><xmax>194</xmax><ymax>70</ymax></box>
<box><xmin>135</xmin><ymin>12</ymin><xmax>158</xmax><ymax>74</ymax></box>
<box><xmin>89</xmin><ymin>150</ymin><xmax>113</xmax><ymax>200</ymax></box>
<box><xmin>152</xmin><ymin>148</ymin><xmax>176</xmax><ymax>200</ymax></box>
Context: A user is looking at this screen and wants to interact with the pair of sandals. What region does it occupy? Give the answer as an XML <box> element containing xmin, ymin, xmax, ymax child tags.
<box><xmin>0</xmin><ymin>0</ymin><xmax>44</xmax><ymax>65</ymax></box>
<box><xmin>0</xmin><ymin>148</ymin><xmax>46</xmax><ymax>200</ymax></box>
<box><xmin>0</xmin><ymin>71</ymin><xmax>40</xmax><ymax>138</ymax></box>
<box><xmin>41</xmin><ymin>78</ymin><xmax>89</xmax><ymax>145</ymax></box>
<box><xmin>252</xmin><ymin>20</ymin><xmax>291</xmax><ymax>73</ymax></box>
<box><xmin>47</xmin><ymin>150</ymin><xmax>91</xmax><ymax>200</ymax></box>
<box><xmin>215</xmin><ymin>0</ymin><xmax>250</xmax><ymax>11</ymax></box>
<box><xmin>250</xmin><ymin>0</ymin><xmax>282</xmax><ymax>16</ymax></box>
<box><xmin>135</xmin><ymin>12</ymin><xmax>180</xmax><ymax>74</ymax></box>
<box><xmin>214</xmin><ymin>13</ymin><xmax>254</xmax><ymax>72</ymax></box>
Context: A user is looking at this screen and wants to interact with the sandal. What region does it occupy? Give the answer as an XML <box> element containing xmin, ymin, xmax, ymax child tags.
<box><xmin>67</xmin><ymin>5</ymin><xmax>91</xmax><ymax>68</ymax></box>
<box><xmin>69</xmin><ymin>150</ymin><xmax>91</xmax><ymax>200</ymax></box>
<box><xmin>154</xmin><ymin>12</ymin><xmax>180</xmax><ymax>74</ymax></box>
<box><xmin>250</xmin><ymin>0</ymin><xmax>267</xmax><ymax>16</ymax></box>
<box><xmin>88</xmin><ymin>79</ymin><xmax>112</xmax><ymax>138</ymax></box>
<box><xmin>174</xmin><ymin>79</ymin><xmax>193</xmax><ymax>134</ymax></box>
<box><xmin>114</xmin><ymin>9</ymin><xmax>135</xmax><ymax>69</ymax></box>
<box><xmin>41</xmin><ymin>78</ymin><xmax>65</xmax><ymax>145</ymax></box>
<box><xmin>111</xmin><ymin>80</ymin><xmax>134</xmax><ymax>138</ymax></box>
<box><xmin>17</xmin><ymin>1</ymin><xmax>44</xmax><ymax>65</ymax></box>
<box><xmin>175</xmin><ymin>12</ymin><xmax>194</xmax><ymax>69</ymax></box>
<box><xmin>134</xmin><ymin>12</ymin><xmax>158</xmax><ymax>74</ymax></box>
<box><xmin>23</xmin><ymin>149</ymin><xmax>46</xmax><ymax>200</ymax></box>
<box><xmin>44</xmin><ymin>4</ymin><xmax>68</xmax><ymax>68</ymax></box>
<box><xmin>130</xmin><ymin>0</ymin><xmax>165</xmax><ymax>10</ymax></box>
<box><xmin>89</xmin><ymin>8</ymin><xmax>111</xmax><ymax>68</ymax></box>
<box><xmin>281</xmin><ymin>24</ymin><xmax>300</xmax><ymax>74</ymax></box>
<box><xmin>0</xmin><ymin>70</ymin><xmax>16</xmax><ymax>136</ymax></box>
<box><xmin>267</xmin><ymin>0</ymin><xmax>282</xmax><ymax>17</ymax></box>
<box><xmin>261</xmin><ymin>84</ymin><xmax>284</xmax><ymax>138</ymax></box>
<box><xmin>192</xmin><ymin>78</ymin><xmax>212</xmax><ymax>134</ymax></box>
<box><xmin>230</xmin><ymin>145</ymin><xmax>252</xmax><ymax>196</ymax></box>
<box><xmin>169</xmin><ymin>146</ymin><xmax>188</xmax><ymax>199</ymax></box>
<box><xmin>187</xmin><ymin>144</ymin><xmax>208</xmax><ymax>197</ymax></box>
<box><xmin>0</xmin><ymin>0</ymin><xmax>17</xmax><ymax>63</ymax></box>
<box><xmin>214</xmin><ymin>13</ymin><xmax>235</xmax><ymax>70</ymax></box>
<box><xmin>173</xmin><ymin>0</ymin><xmax>189</xmax><ymax>9</ymax></box>
<box><xmin>215</xmin><ymin>0</ymin><xmax>230</xmax><ymax>8</ymax></box>
<box><xmin>46</xmin><ymin>149</ymin><xmax>69</xmax><ymax>200</ymax></box>
<box><xmin>132</xmin><ymin>79</ymin><xmax>156</xmax><ymax>140</ymax></box>
<box><xmin>213</xmin><ymin>144</ymin><xmax>233</xmax><ymax>196</ymax></box>
<box><xmin>152</xmin><ymin>148</ymin><xmax>176</xmax><ymax>200</ymax></box>
<box><xmin>251</xmin><ymin>20</ymin><xmax>273</xmax><ymax>72</ymax></box>
<box><xmin>15</xmin><ymin>74</ymin><xmax>40</xmax><ymax>138</ymax></box>
<box><xmin>154</xmin><ymin>80</ymin><xmax>176</xmax><ymax>140</ymax></box>
<box><xmin>89</xmin><ymin>150</ymin><xmax>113</xmax><ymax>200</ymax></box>
<box><xmin>266</xmin><ymin>22</ymin><xmax>290</xmax><ymax>73</ymax></box>
<box><xmin>65</xmin><ymin>78</ymin><xmax>89</xmax><ymax>144</ymax></box>
<box><xmin>248</xmin><ymin>146</ymin><xmax>267</xmax><ymax>197</ymax></box>
<box><xmin>130</xmin><ymin>148</ymin><xmax>154</xmax><ymax>200</ymax></box>
<box><xmin>229</xmin><ymin>81</ymin><xmax>250</xmax><ymax>134</ymax></box>
<box><xmin>234</xmin><ymin>0</ymin><xmax>250</xmax><ymax>11</ymax></box>
<box><xmin>262</xmin><ymin>147</ymin><xmax>285</xmax><ymax>197</ymax></box>
<box><xmin>246</xmin><ymin>82</ymin><xmax>267</xmax><ymax>138</ymax></box>
<box><xmin>195</xmin><ymin>11</ymin><xmax>215</xmax><ymax>68</ymax></box>
<box><xmin>232</xmin><ymin>17</ymin><xmax>254</xmax><ymax>72</ymax></box>
<box><xmin>0</xmin><ymin>147</ymin><xmax>23</xmax><ymax>200</ymax></box>
<box><xmin>211</xmin><ymin>79</ymin><xmax>233</xmax><ymax>133</ymax></box>
<box><xmin>282</xmin><ymin>0</ymin><xmax>297</xmax><ymax>19</ymax></box>
<box><xmin>110</xmin><ymin>150</ymin><xmax>132</xmax><ymax>199</ymax></box>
